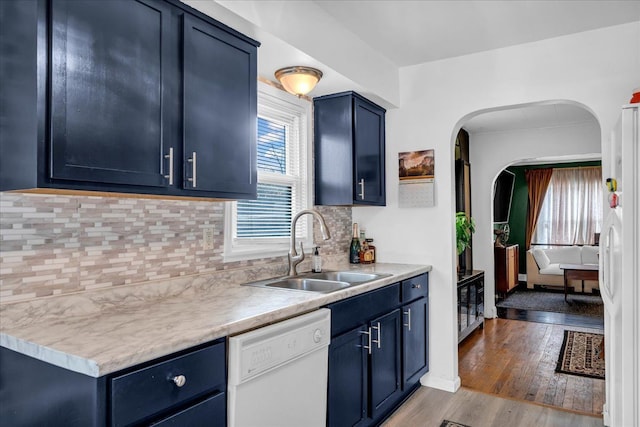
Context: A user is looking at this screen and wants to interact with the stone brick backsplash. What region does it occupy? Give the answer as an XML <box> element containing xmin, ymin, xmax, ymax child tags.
<box><xmin>0</xmin><ymin>192</ymin><xmax>351</xmax><ymax>303</ymax></box>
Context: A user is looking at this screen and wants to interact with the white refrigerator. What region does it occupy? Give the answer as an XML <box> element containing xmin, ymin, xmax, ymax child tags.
<box><xmin>600</xmin><ymin>104</ymin><xmax>640</xmax><ymax>427</ymax></box>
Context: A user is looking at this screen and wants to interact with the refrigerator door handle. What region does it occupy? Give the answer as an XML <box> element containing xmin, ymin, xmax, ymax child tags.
<box><xmin>599</xmin><ymin>210</ymin><xmax>620</xmax><ymax>313</ymax></box>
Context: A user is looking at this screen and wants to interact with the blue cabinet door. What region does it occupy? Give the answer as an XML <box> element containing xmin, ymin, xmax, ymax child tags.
<box><xmin>313</xmin><ymin>91</ymin><xmax>386</xmax><ymax>206</ymax></box>
<box><xmin>353</xmin><ymin>96</ymin><xmax>385</xmax><ymax>206</ymax></box>
<box><xmin>402</xmin><ymin>297</ymin><xmax>429</xmax><ymax>389</ymax></box>
<box><xmin>182</xmin><ymin>14</ymin><xmax>257</xmax><ymax>199</ymax></box>
<box><xmin>49</xmin><ymin>0</ymin><xmax>173</xmax><ymax>188</ymax></box>
<box><xmin>369</xmin><ymin>309</ymin><xmax>401</xmax><ymax>419</ymax></box>
<box><xmin>327</xmin><ymin>325</ymin><xmax>368</xmax><ymax>427</ymax></box>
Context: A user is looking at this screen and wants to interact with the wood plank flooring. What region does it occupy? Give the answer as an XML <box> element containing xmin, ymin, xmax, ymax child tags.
<box><xmin>458</xmin><ymin>318</ymin><xmax>605</xmax><ymax>417</ymax></box>
<box><xmin>382</xmin><ymin>387</ymin><xmax>604</xmax><ymax>427</ymax></box>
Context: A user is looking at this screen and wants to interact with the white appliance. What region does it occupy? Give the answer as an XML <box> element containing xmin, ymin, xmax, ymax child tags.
<box><xmin>600</xmin><ymin>104</ymin><xmax>640</xmax><ymax>427</ymax></box>
<box><xmin>227</xmin><ymin>308</ymin><xmax>331</xmax><ymax>427</ymax></box>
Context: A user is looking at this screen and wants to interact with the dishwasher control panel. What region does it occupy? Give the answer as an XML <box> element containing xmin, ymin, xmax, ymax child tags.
<box><xmin>228</xmin><ymin>309</ymin><xmax>331</xmax><ymax>384</ymax></box>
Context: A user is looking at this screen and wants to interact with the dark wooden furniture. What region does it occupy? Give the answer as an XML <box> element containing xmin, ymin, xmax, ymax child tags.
<box><xmin>559</xmin><ymin>263</ymin><xmax>599</xmax><ymax>302</ymax></box>
<box><xmin>495</xmin><ymin>244</ymin><xmax>519</xmax><ymax>296</ymax></box>
<box><xmin>313</xmin><ymin>91</ymin><xmax>386</xmax><ymax>206</ymax></box>
<box><xmin>0</xmin><ymin>0</ymin><xmax>259</xmax><ymax>200</ymax></box>
<box><xmin>0</xmin><ymin>338</ymin><xmax>227</xmax><ymax>426</ymax></box>
<box><xmin>325</xmin><ymin>273</ymin><xmax>428</xmax><ymax>427</ymax></box>
<box><xmin>457</xmin><ymin>270</ymin><xmax>484</xmax><ymax>343</ymax></box>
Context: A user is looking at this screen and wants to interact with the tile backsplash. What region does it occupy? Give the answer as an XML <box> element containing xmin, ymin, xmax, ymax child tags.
<box><xmin>0</xmin><ymin>192</ymin><xmax>351</xmax><ymax>303</ymax></box>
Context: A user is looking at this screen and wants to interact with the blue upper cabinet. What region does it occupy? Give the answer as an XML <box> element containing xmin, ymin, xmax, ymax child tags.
<box><xmin>182</xmin><ymin>14</ymin><xmax>257</xmax><ymax>198</ymax></box>
<box><xmin>49</xmin><ymin>0</ymin><xmax>173</xmax><ymax>188</ymax></box>
<box><xmin>0</xmin><ymin>0</ymin><xmax>259</xmax><ymax>200</ymax></box>
<box><xmin>314</xmin><ymin>91</ymin><xmax>386</xmax><ymax>206</ymax></box>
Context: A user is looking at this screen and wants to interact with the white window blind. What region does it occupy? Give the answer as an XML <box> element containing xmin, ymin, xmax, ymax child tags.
<box><xmin>224</xmin><ymin>83</ymin><xmax>311</xmax><ymax>261</ymax></box>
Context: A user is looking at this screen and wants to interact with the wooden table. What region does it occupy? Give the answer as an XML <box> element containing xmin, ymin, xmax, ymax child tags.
<box><xmin>559</xmin><ymin>263</ymin><xmax>599</xmax><ymax>302</ymax></box>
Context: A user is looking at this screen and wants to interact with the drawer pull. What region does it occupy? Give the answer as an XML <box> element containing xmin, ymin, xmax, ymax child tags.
<box><xmin>172</xmin><ymin>375</ymin><xmax>186</xmax><ymax>388</ymax></box>
<box><xmin>412</xmin><ymin>283</ymin><xmax>421</xmax><ymax>289</ymax></box>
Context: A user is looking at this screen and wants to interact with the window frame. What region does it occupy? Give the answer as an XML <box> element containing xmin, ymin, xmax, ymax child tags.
<box><xmin>223</xmin><ymin>82</ymin><xmax>312</xmax><ymax>262</ymax></box>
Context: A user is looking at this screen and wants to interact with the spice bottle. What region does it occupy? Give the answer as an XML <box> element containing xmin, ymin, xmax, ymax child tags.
<box><xmin>365</xmin><ymin>238</ymin><xmax>376</xmax><ymax>263</ymax></box>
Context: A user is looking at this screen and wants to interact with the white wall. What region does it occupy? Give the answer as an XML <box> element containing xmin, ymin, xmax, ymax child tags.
<box><xmin>353</xmin><ymin>22</ymin><xmax>640</xmax><ymax>392</ymax></box>
<box><xmin>468</xmin><ymin>121</ymin><xmax>602</xmax><ymax>317</ymax></box>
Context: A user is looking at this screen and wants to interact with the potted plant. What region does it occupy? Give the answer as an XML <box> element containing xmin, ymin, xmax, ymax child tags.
<box><xmin>455</xmin><ymin>212</ymin><xmax>475</xmax><ymax>275</ymax></box>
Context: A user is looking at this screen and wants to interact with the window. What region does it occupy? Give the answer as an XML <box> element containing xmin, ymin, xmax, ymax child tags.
<box><xmin>532</xmin><ymin>166</ymin><xmax>602</xmax><ymax>246</ymax></box>
<box><xmin>224</xmin><ymin>83</ymin><xmax>311</xmax><ymax>261</ymax></box>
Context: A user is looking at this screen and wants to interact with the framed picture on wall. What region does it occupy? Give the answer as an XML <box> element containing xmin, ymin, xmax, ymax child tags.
<box><xmin>398</xmin><ymin>149</ymin><xmax>435</xmax><ymax>181</ymax></box>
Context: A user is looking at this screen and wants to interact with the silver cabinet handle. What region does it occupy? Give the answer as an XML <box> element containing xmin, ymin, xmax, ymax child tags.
<box><xmin>172</xmin><ymin>375</ymin><xmax>186</xmax><ymax>388</ymax></box>
<box><xmin>358</xmin><ymin>178</ymin><xmax>365</xmax><ymax>199</ymax></box>
<box><xmin>403</xmin><ymin>308</ymin><xmax>412</xmax><ymax>331</ymax></box>
<box><xmin>371</xmin><ymin>322</ymin><xmax>381</xmax><ymax>349</ymax></box>
<box><xmin>360</xmin><ymin>328</ymin><xmax>372</xmax><ymax>355</ymax></box>
<box><xmin>187</xmin><ymin>151</ymin><xmax>197</xmax><ymax>188</ymax></box>
<box><xmin>412</xmin><ymin>283</ymin><xmax>421</xmax><ymax>289</ymax></box>
<box><xmin>163</xmin><ymin>147</ymin><xmax>174</xmax><ymax>185</ymax></box>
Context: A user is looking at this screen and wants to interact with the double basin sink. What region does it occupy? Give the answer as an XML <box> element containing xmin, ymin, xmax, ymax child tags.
<box><xmin>244</xmin><ymin>271</ymin><xmax>392</xmax><ymax>293</ymax></box>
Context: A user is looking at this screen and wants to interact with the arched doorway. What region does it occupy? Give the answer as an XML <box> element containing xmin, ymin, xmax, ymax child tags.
<box><xmin>452</xmin><ymin>101</ymin><xmax>605</xmax><ymax>415</ymax></box>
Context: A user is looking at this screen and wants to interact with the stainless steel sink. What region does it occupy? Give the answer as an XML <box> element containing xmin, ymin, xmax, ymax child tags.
<box><xmin>263</xmin><ymin>277</ymin><xmax>351</xmax><ymax>293</ymax></box>
<box><xmin>243</xmin><ymin>271</ymin><xmax>391</xmax><ymax>293</ymax></box>
<box><xmin>298</xmin><ymin>271</ymin><xmax>391</xmax><ymax>284</ymax></box>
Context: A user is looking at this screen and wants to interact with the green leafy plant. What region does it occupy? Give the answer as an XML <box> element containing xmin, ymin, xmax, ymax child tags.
<box><xmin>455</xmin><ymin>212</ymin><xmax>476</xmax><ymax>255</ymax></box>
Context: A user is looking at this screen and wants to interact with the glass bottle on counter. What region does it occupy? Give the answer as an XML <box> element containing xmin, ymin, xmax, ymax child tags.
<box><xmin>365</xmin><ymin>238</ymin><xmax>376</xmax><ymax>263</ymax></box>
<box><xmin>349</xmin><ymin>223</ymin><xmax>361</xmax><ymax>264</ymax></box>
<box><xmin>359</xmin><ymin>238</ymin><xmax>369</xmax><ymax>263</ymax></box>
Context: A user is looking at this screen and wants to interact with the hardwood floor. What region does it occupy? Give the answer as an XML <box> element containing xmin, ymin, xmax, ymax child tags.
<box><xmin>382</xmin><ymin>386</ymin><xmax>603</xmax><ymax>427</ymax></box>
<box><xmin>458</xmin><ymin>318</ymin><xmax>605</xmax><ymax>417</ymax></box>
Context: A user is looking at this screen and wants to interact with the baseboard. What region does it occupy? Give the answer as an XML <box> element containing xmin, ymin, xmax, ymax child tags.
<box><xmin>420</xmin><ymin>373</ymin><xmax>461</xmax><ymax>392</ymax></box>
<box><xmin>518</xmin><ymin>273</ymin><xmax>527</xmax><ymax>282</ymax></box>
<box><xmin>484</xmin><ymin>304</ymin><xmax>497</xmax><ymax>318</ymax></box>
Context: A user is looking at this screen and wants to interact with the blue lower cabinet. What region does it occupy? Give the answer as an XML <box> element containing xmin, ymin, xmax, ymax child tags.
<box><xmin>326</xmin><ymin>274</ymin><xmax>429</xmax><ymax>427</ymax></box>
<box><xmin>150</xmin><ymin>392</ymin><xmax>226</xmax><ymax>426</ymax></box>
<box><xmin>327</xmin><ymin>326</ymin><xmax>369</xmax><ymax>427</ymax></box>
<box><xmin>0</xmin><ymin>339</ymin><xmax>226</xmax><ymax>426</ymax></box>
<box><xmin>369</xmin><ymin>309</ymin><xmax>402</xmax><ymax>420</ymax></box>
<box><xmin>111</xmin><ymin>341</ymin><xmax>226</xmax><ymax>426</ymax></box>
<box><xmin>402</xmin><ymin>297</ymin><xmax>429</xmax><ymax>389</ymax></box>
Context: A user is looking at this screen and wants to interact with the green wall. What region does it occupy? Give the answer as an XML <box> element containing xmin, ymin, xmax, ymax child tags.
<box><xmin>504</xmin><ymin>161</ymin><xmax>601</xmax><ymax>273</ymax></box>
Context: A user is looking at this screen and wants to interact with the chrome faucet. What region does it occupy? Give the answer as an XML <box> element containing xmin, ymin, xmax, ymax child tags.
<box><xmin>288</xmin><ymin>209</ymin><xmax>331</xmax><ymax>276</ymax></box>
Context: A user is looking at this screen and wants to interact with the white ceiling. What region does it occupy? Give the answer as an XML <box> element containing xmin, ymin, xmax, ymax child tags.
<box><xmin>313</xmin><ymin>0</ymin><xmax>640</xmax><ymax>67</ymax></box>
<box><xmin>208</xmin><ymin>0</ymin><xmax>635</xmax><ymax>134</ymax></box>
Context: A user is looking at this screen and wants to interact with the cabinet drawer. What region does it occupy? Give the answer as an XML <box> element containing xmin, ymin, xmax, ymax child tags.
<box><xmin>150</xmin><ymin>392</ymin><xmax>226</xmax><ymax>426</ymax></box>
<box><xmin>401</xmin><ymin>274</ymin><xmax>428</xmax><ymax>303</ymax></box>
<box><xmin>328</xmin><ymin>283</ymin><xmax>400</xmax><ymax>337</ymax></box>
<box><xmin>111</xmin><ymin>340</ymin><xmax>226</xmax><ymax>427</ymax></box>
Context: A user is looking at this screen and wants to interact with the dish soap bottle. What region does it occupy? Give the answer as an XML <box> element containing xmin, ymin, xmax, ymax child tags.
<box><xmin>312</xmin><ymin>246</ymin><xmax>322</xmax><ymax>273</ymax></box>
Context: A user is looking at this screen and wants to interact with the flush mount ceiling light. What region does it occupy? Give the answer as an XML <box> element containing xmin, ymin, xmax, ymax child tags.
<box><xmin>275</xmin><ymin>66</ymin><xmax>323</xmax><ymax>97</ymax></box>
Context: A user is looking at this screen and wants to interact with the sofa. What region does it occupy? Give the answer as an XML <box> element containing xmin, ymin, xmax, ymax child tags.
<box><xmin>526</xmin><ymin>245</ymin><xmax>599</xmax><ymax>292</ymax></box>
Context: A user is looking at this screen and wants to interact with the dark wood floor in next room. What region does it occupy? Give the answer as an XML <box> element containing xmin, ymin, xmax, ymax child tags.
<box><xmin>458</xmin><ymin>318</ymin><xmax>605</xmax><ymax>417</ymax></box>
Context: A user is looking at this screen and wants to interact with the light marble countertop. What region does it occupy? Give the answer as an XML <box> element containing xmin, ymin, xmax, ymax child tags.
<box><xmin>0</xmin><ymin>263</ymin><xmax>431</xmax><ymax>377</ymax></box>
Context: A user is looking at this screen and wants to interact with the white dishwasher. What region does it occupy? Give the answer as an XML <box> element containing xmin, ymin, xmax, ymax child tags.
<box><xmin>227</xmin><ymin>308</ymin><xmax>331</xmax><ymax>427</ymax></box>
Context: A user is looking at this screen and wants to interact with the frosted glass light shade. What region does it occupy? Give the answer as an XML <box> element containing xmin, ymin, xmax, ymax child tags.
<box><xmin>275</xmin><ymin>66</ymin><xmax>323</xmax><ymax>97</ymax></box>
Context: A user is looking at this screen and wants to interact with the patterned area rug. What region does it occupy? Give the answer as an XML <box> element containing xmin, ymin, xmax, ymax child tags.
<box><xmin>440</xmin><ymin>421</ymin><xmax>472</xmax><ymax>427</ymax></box>
<box><xmin>556</xmin><ymin>330</ymin><xmax>605</xmax><ymax>379</ymax></box>
<box><xmin>497</xmin><ymin>289</ymin><xmax>603</xmax><ymax>318</ymax></box>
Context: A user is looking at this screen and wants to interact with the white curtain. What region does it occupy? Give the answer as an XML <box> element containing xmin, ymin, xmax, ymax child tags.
<box><xmin>532</xmin><ymin>166</ymin><xmax>602</xmax><ymax>245</ymax></box>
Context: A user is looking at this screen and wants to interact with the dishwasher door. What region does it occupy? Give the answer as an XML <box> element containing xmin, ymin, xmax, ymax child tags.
<box><xmin>227</xmin><ymin>308</ymin><xmax>331</xmax><ymax>427</ymax></box>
